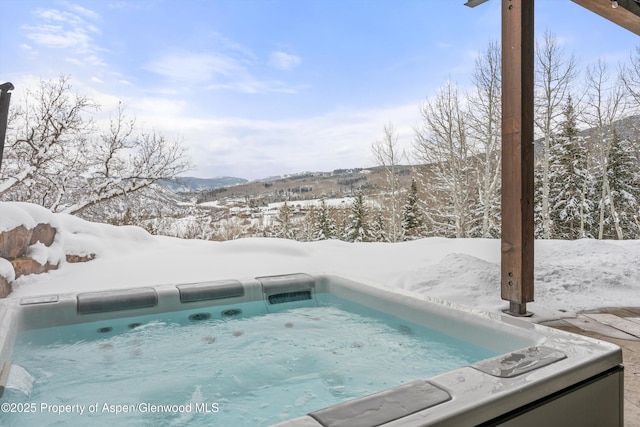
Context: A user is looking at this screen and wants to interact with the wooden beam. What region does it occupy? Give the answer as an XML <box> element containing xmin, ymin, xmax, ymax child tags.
<box><xmin>501</xmin><ymin>0</ymin><xmax>535</xmax><ymax>316</ymax></box>
<box><xmin>572</xmin><ymin>0</ymin><xmax>640</xmax><ymax>36</ymax></box>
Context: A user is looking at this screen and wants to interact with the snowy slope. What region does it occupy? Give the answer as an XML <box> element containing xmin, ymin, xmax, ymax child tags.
<box><xmin>2</xmin><ymin>202</ymin><xmax>639</xmax><ymax>322</ymax></box>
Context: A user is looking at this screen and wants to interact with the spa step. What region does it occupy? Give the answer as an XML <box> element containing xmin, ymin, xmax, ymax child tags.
<box><xmin>582</xmin><ymin>313</ymin><xmax>640</xmax><ymax>340</ymax></box>
<box><xmin>563</xmin><ymin>315</ymin><xmax>639</xmax><ymax>341</ymax></box>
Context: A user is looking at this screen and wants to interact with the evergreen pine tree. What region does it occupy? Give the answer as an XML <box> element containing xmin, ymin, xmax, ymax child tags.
<box><xmin>548</xmin><ymin>96</ymin><xmax>593</xmax><ymax>239</ymax></box>
<box><xmin>601</xmin><ymin>131</ymin><xmax>639</xmax><ymax>238</ymax></box>
<box><xmin>533</xmin><ymin>166</ymin><xmax>545</xmax><ymax>238</ymax></box>
<box><xmin>343</xmin><ymin>192</ymin><xmax>374</xmax><ymax>242</ymax></box>
<box><xmin>401</xmin><ymin>179</ymin><xmax>424</xmax><ymax>240</ymax></box>
<box><xmin>274</xmin><ymin>201</ymin><xmax>296</xmax><ymax>239</ymax></box>
<box><xmin>370</xmin><ymin>209</ymin><xmax>389</xmax><ymax>242</ymax></box>
<box><xmin>300</xmin><ymin>205</ymin><xmax>317</xmax><ymax>242</ymax></box>
<box><xmin>314</xmin><ymin>199</ymin><xmax>337</xmax><ymax>240</ymax></box>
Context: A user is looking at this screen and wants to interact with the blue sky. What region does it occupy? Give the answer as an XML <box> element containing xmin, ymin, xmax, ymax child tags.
<box><xmin>1</xmin><ymin>0</ymin><xmax>638</xmax><ymax>180</ymax></box>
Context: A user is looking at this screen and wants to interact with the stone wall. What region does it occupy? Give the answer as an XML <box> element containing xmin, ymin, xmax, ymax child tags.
<box><xmin>0</xmin><ymin>223</ymin><xmax>59</xmax><ymax>298</ymax></box>
<box><xmin>0</xmin><ymin>222</ymin><xmax>97</xmax><ymax>298</ymax></box>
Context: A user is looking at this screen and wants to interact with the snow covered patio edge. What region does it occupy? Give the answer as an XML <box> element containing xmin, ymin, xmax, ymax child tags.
<box><xmin>1</xmin><ymin>202</ymin><xmax>639</xmax><ymax>321</ymax></box>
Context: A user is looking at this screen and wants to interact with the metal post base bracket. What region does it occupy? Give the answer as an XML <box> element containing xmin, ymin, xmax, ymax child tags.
<box><xmin>503</xmin><ymin>301</ymin><xmax>534</xmax><ymax>317</ymax></box>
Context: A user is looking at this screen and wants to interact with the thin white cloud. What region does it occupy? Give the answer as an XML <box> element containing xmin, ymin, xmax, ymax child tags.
<box><xmin>21</xmin><ymin>5</ymin><xmax>105</xmax><ymax>69</ymax></box>
<box><xmin>269</xmin><ymin>51</ymin><xmax>302</xmax><ymax>71</ymax></box>
<box><xmin>67</xmin><ymin>3</ymin><xmax>101</xmax><ymax>21</ymax></box>
<box><xmin>24</xmin><ymin>23</ymin><xmax>88</xmax><ymax>49</ymax></box>
<box><xmin>209</xmin><ymin>32</ymin><xmax>258</xmax><ymax>63</ymax></box>
<box><xmin>205</xmin><ymin>78</ymin><xmax>299</xmax><ymax>95</ymax></box>
<box><xmin>147</xmin><ymin>52</ymin><xmax>243</xmax><ymax>84</ymax></box>
<box><xmin>124</xmin><ymin>99</ymin><xmax>421</xmax><ymax>179</ymax></box>
<box><xmin>36</xmin><ymin>8</ymin><xmax>79</xmax><ymax>24</ymax></box>
<box><xmin>66</xmin><ymin>53</ymin><xmax>106</xmax><ymax>68</ymax></box>
<box><xmin>144</xmin><ymin>31</ymin><xmax>305</xmax><ymax>95</ymax></box>
<box><xmin>129</xmin><ymin>97</ymin><xmax>188</xmax><ymax>118</ymax></box>
<box><xmin>147</xmin><ymin>45</ymin><xmax>302</xmax><ymax>95</ymax></box>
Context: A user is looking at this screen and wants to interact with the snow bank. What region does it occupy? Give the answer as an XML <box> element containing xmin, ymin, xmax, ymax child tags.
<box><xmin>2</xmin><ymin>202</ymin><xmax>639</xmax><ymax>322</ymax></box>
<box><xmin>0</xmin><ymin>202</ymin><xmax>47</xmax><ymax>232</ymax></box>
<box><xmin>56</xmin><ymin>212</ymin><xmax>152</xmax><ymax>259</ymax></box>
<box><xmin>0</xmin><ymin>257</ymin><xmax>15</xmax><ymax>282</ymax></box>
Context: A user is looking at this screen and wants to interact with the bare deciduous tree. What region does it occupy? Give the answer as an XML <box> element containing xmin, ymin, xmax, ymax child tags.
<box><xmin>371</xmin><ymin>122</ymin><xmax>404</xmax><ymax>242</ymax></box>
<box><xmin>534</xmin><ymin>31</ymin><xmax>578</xmax><ymax>238</ymax></box>
<box><xmin>468</xmin><ymin>40</ymin><xmax>502</xmax><ymax>238</ymax></box>
<box><xmin>414</xmin><ymin>80</ymin><xmax>474</xmax><ymax>238</ymax></box>
<box><xmin>0</xmin><ymin>76</ymin><xmax>96</xmax><ymax>200</ymax></box>
<box><xmin>621</xmin><ymin>47</ymin><xmax>640</xmax><ymax>108</ymax></box>
<box><xmin>0</xmin><ymin>76</ymin><xmax>193</xmax><ymax>217</ymax></box>
<box><xmin>582</xmin><ymin>60</ymin><xmax>627</xmax><ymax>239</ymax></box>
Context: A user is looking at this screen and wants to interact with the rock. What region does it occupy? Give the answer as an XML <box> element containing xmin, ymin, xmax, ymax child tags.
<box><xmin>11</xmin><ymin>257</ymin><xmax>58</xmax><ymax>279</ymax></box>
<box><xmin>0</xmin><ymin>225</ymin><xmax>33</xmax><ymax>259</ymax></box>
<box><xmin>30</xmin><ymin>223</ymin><xmax>57</xmax><ymax>247</ymax></box>
<box><xmin>0</xmin><ymin>275</ymin><xmax>10</xmax><ymax>298</ymax></box>
<box><xmin>66</xmin><ymin>253</ymin><xmax>96</xmax><ymax>263</ymax></box>
<box><xmin>0</xmin><ymin>217</ymin><xmax>62</xmax><ymax>299</ymax></box>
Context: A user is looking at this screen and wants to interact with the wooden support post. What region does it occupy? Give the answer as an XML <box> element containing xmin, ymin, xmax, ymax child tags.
<box><xmin>501</xmin><ymin>0</ymin><xmax>534</xmax><ymax>317</ymax></box>
<box><xmin>0</xmin><ymin>83</ymin><xmax>14</xmax><ymax>172</ymax></box>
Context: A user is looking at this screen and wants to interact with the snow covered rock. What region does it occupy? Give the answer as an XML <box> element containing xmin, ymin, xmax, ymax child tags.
<box><xmin>11</xmin><ymin>257</ymin><xmax>58</xmax><ymax>278</ymax></box>
<box><xmin>0</xmin><ymin>222</ymin><xmax>62</xmax><ymax>296</ymax></box>
<box><xmin>0</xmin><ymin>276</ymin><xmax>9</xmax><ymax>298</ymax></box>
<box><xmin>29</xmin><ymin>223</ymin><xmax>57</xmax><ymax>247</ymax></box>
<box><xmin>0</xmin><ymin>257</ymin><xmax>12</xmax><ymax>297</ymax></box>
<box><xmin>0</xmin><ymin>203</ymin><xmax>72</xmax><ymax>297</ymax></box>
<box><xmin>0</xmin><ymin>225</ymin><xmax>32</xmax><ymax>259</ymax></box>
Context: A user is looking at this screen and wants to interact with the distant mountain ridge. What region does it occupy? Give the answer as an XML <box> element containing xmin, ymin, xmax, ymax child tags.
<box><xmin>534</xmin><ymin>114</ymin><xmax>639</xmax><ymax>159</ymax></box>
<box><xmin>158</xmin><ymin>176</ymin><xmax>248</xmax><ymax>193</ymax></box>
<box><xmin>159</xmin><ymin>116</ymin><xmax>639</xmax><ymax>196</ymax></box>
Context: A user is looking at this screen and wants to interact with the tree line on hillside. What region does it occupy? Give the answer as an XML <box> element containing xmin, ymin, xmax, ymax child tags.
<box><xmin>0</xmin><ymin>33</ymin><xmax>638</xmax><ymax>241</ymax></box>
<box><xmin>267</xmin><ymin>34</ymin><xmax>640</xmax><ymax>242</ymax></box>
<box><xmin>264</xmin><ymin>182</ymin><xmax>424</xmax><ymax>243</ymax></box>
<box><xmin>371</xmin><ymin>34</ymin><xmax>639</xmax><ymax>241</ymax></box>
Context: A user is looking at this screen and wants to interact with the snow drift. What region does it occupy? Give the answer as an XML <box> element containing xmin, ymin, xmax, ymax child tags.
<box><xmin>1</xmin><ymin>202</ymin><xmax>639</xmax><ymax>322</ymax></box>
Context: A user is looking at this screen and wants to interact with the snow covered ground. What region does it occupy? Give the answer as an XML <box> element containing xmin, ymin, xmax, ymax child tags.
<box><xmin>2</xmin><ymin>202</ymin><xmax>640</xmax><ymax>321</ymax></box>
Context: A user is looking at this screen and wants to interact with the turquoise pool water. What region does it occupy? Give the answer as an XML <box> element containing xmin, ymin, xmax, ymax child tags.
<box><xmin>1</xmin><ymin>297</ymin><xmax>498</xmax><ymax>426</ymax></box>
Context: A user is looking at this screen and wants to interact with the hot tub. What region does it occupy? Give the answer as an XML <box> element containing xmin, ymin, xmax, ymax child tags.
<box><xmin>0</xmin><ymin>273</ymin><xmax>623</xmax><ymax>426</ymax></box>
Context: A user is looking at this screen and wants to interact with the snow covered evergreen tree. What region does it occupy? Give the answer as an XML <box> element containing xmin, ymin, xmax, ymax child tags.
<box><xmin>313</xmin><ymin>199</ymin><xmax>337</xmax><ymax>240</ymax></box>
<box><xmin>299</xmin><ymin>205</ymin><xmax>317</xmax><ymax>242</ymax></box>
<box><xmin>274</xmin><ymin>201</ymin><xmax>296</xmax><ymax>239</ymax></box>
<box><xmin>548</xmin><ymin>96</ymin><xmax>594</xmax><ymax>239</ymax></box>
<box><xmin>598</xmin><ymin>131</ymin><xmax>639</xmax><ymax>239</ymax></box>
<box><xmin>533</xmin><ymin>166</ymin><xmax>545</xmax><ymax>238</ymax></box>
<box><xmin>401</xmin><ymin>179</ymin><xmax>424</xmax><ymax>240</ymax></box>
<box><xmin>343</xmin><ymin>192</ymin><xmax>374</xmax><ymax>242</ymax></box>
<box><xmin>370</xmin><ymin>209</ymin><xmax>389</xmax><ymax>242</ymax></box>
